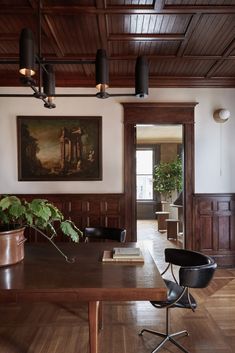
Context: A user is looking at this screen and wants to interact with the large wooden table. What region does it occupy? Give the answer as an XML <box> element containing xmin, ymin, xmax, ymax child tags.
<box><xmin>0</xmin><ymin>242</ymin><xmax>167</xmax><ymax>353</ymax></box>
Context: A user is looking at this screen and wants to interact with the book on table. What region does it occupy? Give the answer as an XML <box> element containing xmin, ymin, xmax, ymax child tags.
<box><xmin>102</xmin><ymin>247</ymin><xmax>144</xmax><ymax>263</ymax></box>
<box><xmin>113</xmin><ymin>247</ymin><xmax>141</xmax><ymax>258</ymax></box>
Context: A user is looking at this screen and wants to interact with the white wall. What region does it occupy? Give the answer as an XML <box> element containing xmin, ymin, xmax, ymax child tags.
<box><xmin>0</xmin><ymin>87</ymin><xmax>234</xmax><ymax>194</ymax></box>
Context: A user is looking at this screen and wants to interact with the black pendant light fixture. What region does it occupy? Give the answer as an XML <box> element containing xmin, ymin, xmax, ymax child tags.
<box><xmin>19</xmin><ymin>28</ymin><xmax>36</xmax><ymax>78</ymax></box>
<box><xmin>95</xmin><ymin>49</ymin><xmax>109</xmax><ymax>99</ymax></box>
<box><xmin>135</xmin><ymin>56</ymin><xmax>149</xmax><ymax>98</ymax></box>
<box><xmin>43</xmin><ymin>64</ymin><xmax>56</xmax><ymax>109</ymax></box>
<box><xmin>0</xmin><ymin>0</ymin><xmax>149</xmax><ymax>107</ymax></box>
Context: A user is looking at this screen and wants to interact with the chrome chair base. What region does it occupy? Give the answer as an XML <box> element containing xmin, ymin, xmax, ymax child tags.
<box><xmin>139</xmin><ymin>328</ymin><xmax>190</xmax><ymax>353</ymax></box>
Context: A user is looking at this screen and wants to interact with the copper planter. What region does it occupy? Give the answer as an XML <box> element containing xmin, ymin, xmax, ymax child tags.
<box><xmin>0</xmin><ymin>227</ymin><xmax>26</xmax><ymax>267</ymax></box>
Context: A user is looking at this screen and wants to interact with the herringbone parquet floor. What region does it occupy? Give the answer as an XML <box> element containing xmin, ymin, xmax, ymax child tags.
<box><xmin>0</xmin><ymin>220</ymin><xmax>234</xmax><ymax>353</ymax></box>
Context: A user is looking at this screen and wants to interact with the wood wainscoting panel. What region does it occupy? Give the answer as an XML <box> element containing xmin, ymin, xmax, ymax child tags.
<box><xmin>194</xmin><ymin>194</ymin><xmax>235</xmax><ymax>267</ymax></box>
<box><xmin>218</xmin><ymin>216</ymin><xmax>231</xmax><ymax>250</ymax></box>
<box><xmin>16</xmin><ymin>194</ymin><xmax>125</xmax><ymax>242</ymax></box>
<box><xmin>199</xmin><ymin>216</ymin><xmax>214</xmax><ymax>251</ymax></box>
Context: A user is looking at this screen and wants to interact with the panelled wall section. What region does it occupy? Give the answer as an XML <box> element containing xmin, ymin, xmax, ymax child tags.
<box><xmin>194</xmin><ymin>194</ymin><xmax>235</xmax><ymax>267</ymax></box>
<box><xmin>7</xmin><ymin>193</ymin><xmax>235</xmax><ymax>266</ymax></box>
<box><xmin>16</xmin><ymin>194</ymin><xmax>125</xmax><ymax>242</ymax></box>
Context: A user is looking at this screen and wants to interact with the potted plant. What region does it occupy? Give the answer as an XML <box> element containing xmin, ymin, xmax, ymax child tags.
<box><xmin>0</xmin><ymin>195</ymin><xmax>83</xmax><ymax>266</ymax></box>
<box><xmin>153</xmin><ymin>156</ymin><xmax>183</xmax><ymax>203</ymax></box>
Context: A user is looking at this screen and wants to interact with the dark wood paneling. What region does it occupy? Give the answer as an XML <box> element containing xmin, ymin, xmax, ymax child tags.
<box><xmin>0</xmin><ymin>1</ymin><xmax>235</xmax><ymax>87</ymax></box>
<box><xmin>193</xmin><ymin>193</ymin><xmax>235</xmax><ymax>267</ymax></box>
<box><xmin>15</xmin><ymin>193</ymin><xmax>125</xmax><ymax>241</ymax></box>
<box><xmin>11</xmin><ymin>192</ymin><xmax>235</xmax><ymax>266</ymax></box>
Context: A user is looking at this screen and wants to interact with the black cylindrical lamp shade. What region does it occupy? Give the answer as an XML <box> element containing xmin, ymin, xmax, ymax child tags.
<box><xmin>19</xmin><ymin>28</ymin><xmax>35</xmax><ymax>77</ymax></box>
<box><xmin>135</xmin><ymin>56</ymin><xmax>149</xmax><ymax>97</ymax></box>
<box><xmin>43</xmin><ymin>64</ymin><xmax>55</xmax><ymax>96</ymax></box>
<box><xmin>43</xmin><ymin>64</ymin><xmax>56</xmax><ymax>108</ymax></box>
<box><xmin>95</xmin><ymin>49</ymin><xmax>109</xmax><ymax>91</ymax></box>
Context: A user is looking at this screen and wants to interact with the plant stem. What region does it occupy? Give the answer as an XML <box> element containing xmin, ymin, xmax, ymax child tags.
<box><xmin>28</xmin><ymin>225</ymin><xmax>75</xmax><ymax>263</ymax></box>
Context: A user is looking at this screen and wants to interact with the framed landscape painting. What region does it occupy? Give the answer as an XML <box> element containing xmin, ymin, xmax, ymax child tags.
<box><xmin>17</xmin><ymin>116</ymin><xmax>102</xmax><ymax>181</ymax></box>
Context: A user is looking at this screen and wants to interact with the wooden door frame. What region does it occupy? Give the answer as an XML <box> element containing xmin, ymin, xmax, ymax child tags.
<box><xmin>122</xmin><ymin>102</ymin><xmax>198</xmax><ymax>249</ymax></box>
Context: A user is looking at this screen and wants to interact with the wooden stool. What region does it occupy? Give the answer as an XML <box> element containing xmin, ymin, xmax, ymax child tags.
<box><xmin>156</xmin><ymin>201</ymin><xmax>169</xmax><ymax>212</ymax></box>
<box><xmin>155</xmin><ymin>212</ymin><xmax>170</xmax><ymax>232</ymax></box>
<box><xmin>166</xmin><ymin>219</ymin><xmax>179</xmax><ymax>240</ymax></box>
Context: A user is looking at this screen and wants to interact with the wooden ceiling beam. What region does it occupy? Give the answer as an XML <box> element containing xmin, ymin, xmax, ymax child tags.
<box><xmin>1</xmin><ymin>4</ymin><xmax>235</xmax><ymax>15</ymax></box>
<box><xmin>163</xmin><ymin>5</ymin><xmax>235</xmax><ymax>14</ymax></box>
<box><xmin>108</xmin><ymin>55</ymin><xmax>235</xmax><ymax>61</ymax></box>
<box><xmin>148</xmin><ymin>76</ymin><xmax>235</xmax><ymax>88</ymax></box>
<box><xmin>43</xmin><ymin>15</ymin><xmax>66</xmax><ymax>57</ymax></box>
<box><xmin>154</xmin><ymin>0</ymin><xmax>165</xmax><ymax>11</ymax></box>
<box><xmin>27</xmin><ymin>0</ymin><xmax>37</xmax><ymax>10</ymax></box>
<box><xmin>41</xmin><ymin>75</ymin><xmax>235</xmax><ymax>88</ymax></box>
<box><xmin>177</xmin><ymin>14</ymin><xmax>202</xmax><ymax>57</ymax></box>
<box><xmin>108</xmin><ymin>34</ymin><xmax>184</xmax><ymax>41</ymax></box>
<box><xmin>1</xmin><ymin>71</ymin><xmax>235</xmax><ymax>88</ymax></box>
<box><xmin>42</xmin><ymin>5</ymin><xmax>235</xmax><ymax>15</ymax></box>
<box><xmin>0</xmin><ymin>34</ymin><xmax>19</xmax><ymax>41</ymax></box>
<box><xmin>1</xmin><ymin>55</ymin><xmax>235</xmax><ymax>64</ymax></box>
<box><xmin>0</xmin><ymin>6</ymin><xmax>33</xmax><ymax>14</ymax></box>
<box><xmin>206</xmin><ymin>39</ymin><xmax>235</xmax><ymax>78</ymax></box>
<box><xmin>96</xmin><ymin>0</ymin><xmax>108</xmax><ymax>50</ymax></box>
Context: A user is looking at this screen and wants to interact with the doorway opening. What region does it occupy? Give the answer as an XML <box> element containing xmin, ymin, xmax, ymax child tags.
<box><xmin>123</xmin><ymin>102</ymin><xmax>197</xmax><ymax>248</ymax></box>
<box><xmin>136</xmin><ymin>124</ymin><xmax>184</xmax><ymax>247</ymax></box>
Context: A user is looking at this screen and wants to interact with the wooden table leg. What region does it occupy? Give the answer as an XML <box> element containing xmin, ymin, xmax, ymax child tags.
<box><xmin>88</xmin><ymin>301</ymin><xmax>99</xmax><ymax>353</ymax></box>
<box><xmin>98</xmin><ymin>301</ymin><xmax>103</xmax><ymax>331</ymax></box>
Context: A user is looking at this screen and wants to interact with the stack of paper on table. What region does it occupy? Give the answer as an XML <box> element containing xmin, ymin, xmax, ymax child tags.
<box><xmin>102</xmin><ymin>247</ymin><xmax>144</xmax><ymax>263</ymax></box>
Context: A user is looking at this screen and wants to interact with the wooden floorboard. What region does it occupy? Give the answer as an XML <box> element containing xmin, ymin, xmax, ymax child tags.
<box><xmin>0</xmin><ymin>220</ymin><xmax>234</xmax><ymax>353</ymax></box>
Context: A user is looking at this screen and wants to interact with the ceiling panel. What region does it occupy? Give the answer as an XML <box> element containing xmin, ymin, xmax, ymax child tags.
<box><xmin>184</xmin><ymin>14</ymin><xmax>235</xmax><ymax>55</ymax></box>
<box><xmin>108</xmin><ymin>14</ymin><xmax>190</xmax><ymax>34</ymax></box>
<box><xmin>0</xmin><ymin>0</ymin><xmax>29</xmax><ymax>4</ymax></box>
<box><xmin>149</xmin><ymin>59</ymin><xmax>215</xmax><ymax>76</ymax></box>
<box><xmin>0</xmin><ymin>63</ymin><xmax>17</xmax><ymax>71</ymax></box>
<box><xmin>0</xmin><ymin>41</ymin><xmax>18</xmax><ymax>55</ymax></box>
<box><xmin>0</xmin><ymin>13</ymin><xmax>36</xmax><ymax>34</ymax></box>
<box><xmin>107</xmin><ymin>0</ymin><xmax>154</xmax><ymax>5</ymax></box>
<box><xmin>44</xmin><ymin>0</ymin><xmax>96</xmax><ymax>5</ymax></box>
<box><xmin>54</xmin><ymin>63</ymin><xmax>94</xmax><ymax>75</ymax></box>
<box><xmin>43</xmin><ymin>14</ymin><xmax>101</xmax><ymax>56</ymax></box>
<box><xmin>0</xmin><ymin>0</ymin><xmax>235</xmax><ymax>88</ymax></box>
<box><xmin>165</xmin><ymin>0</ymin><xmax>235</xmax><ymax>5</ymax></box>
<box><xmin>212</xmin><ymin>60</ymin><xmax>235</xmax><ymax>76</ymax></box>
<box><xmin>109</xmin><ymin>40</ymin><xmax>180</xmax><ymax>56</ymax></box>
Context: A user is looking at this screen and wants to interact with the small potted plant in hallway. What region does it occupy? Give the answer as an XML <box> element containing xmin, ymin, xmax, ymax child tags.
<box><xmin>0</xmin><ymin>195</ymin><xmax>83</xmax><ymax>267</ymax></box>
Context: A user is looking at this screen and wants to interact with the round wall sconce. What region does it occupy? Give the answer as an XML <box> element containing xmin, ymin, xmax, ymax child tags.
<box><xmin>213</xmin><ymin>109</ymin><xmax>231</xmax><ymax>123</ymax></box>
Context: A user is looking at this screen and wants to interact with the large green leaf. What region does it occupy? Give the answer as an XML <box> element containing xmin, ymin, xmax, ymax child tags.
<box><xmin>0</xmin><ymin>210</ymin><xmax>9</xmax><ymax>223</ymax></box>
<box><xmin>9</xmin><ymin>203</ymin><xmax>26</xmax><ymax>218</ymax></box>
<box><xmin>47</xmin><ymin>204</ymin><xmax>63</xmax><ymax>221</ymax></box>
<box><xmin>60</xmin><ymin>221</ymin><xmax>80</xmax><ymax>242</ymax></box>
<box><xmin>25</xmin><ymin>212</ymin><xmax>33</xmax><ymax>226</ymax></box>
<box><xmin>0</xmin><ymin>195</ymin><xmax>21</xmax><ymax>210</ymax></box>
<box><xmin>29</xmin><ymin>199</ymin><xmax>52</xmax><ymax>222</ymax></box>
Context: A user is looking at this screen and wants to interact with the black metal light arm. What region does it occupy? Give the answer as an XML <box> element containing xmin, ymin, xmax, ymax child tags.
<box><xmin>1</xmin><ymin>0</ymin><xmax>149</xmax><ymax>108</ymax></box>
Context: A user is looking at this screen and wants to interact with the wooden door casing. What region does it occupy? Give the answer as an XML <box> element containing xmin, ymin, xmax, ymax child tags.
<box><xmin>122</xmin><ymin>102</ymin><xmax>197</xmax><ymax>246</ymax></box>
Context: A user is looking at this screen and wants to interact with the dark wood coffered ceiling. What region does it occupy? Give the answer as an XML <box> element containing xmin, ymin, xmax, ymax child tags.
<box><xmin>0</xmin><ymin>0</ymin><xmax>235</xmax><ymax>88</ymax></box>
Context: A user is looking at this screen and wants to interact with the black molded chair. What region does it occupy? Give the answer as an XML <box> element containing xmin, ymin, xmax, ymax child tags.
<box><xmin>84</xmin><ymin>227</ymin><xmax>126</xmax><ymax>243</ymax></box>
<box><xmin>139</xmin><ymin>248</ymin><xmax>217</xmax><ymax>353</ymax></box>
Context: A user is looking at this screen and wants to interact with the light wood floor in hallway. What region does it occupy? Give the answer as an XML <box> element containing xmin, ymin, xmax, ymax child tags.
<box><xmin>0</xmin><ymin>220</ymin><xmax>235</xmax><ymax>353</ymax></box>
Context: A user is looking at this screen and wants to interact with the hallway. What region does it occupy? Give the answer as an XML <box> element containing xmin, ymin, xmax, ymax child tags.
<box><xmin>137</xmin><ymin>219</ymin><xmax>181</xmax><ymax>270</ymax></box>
